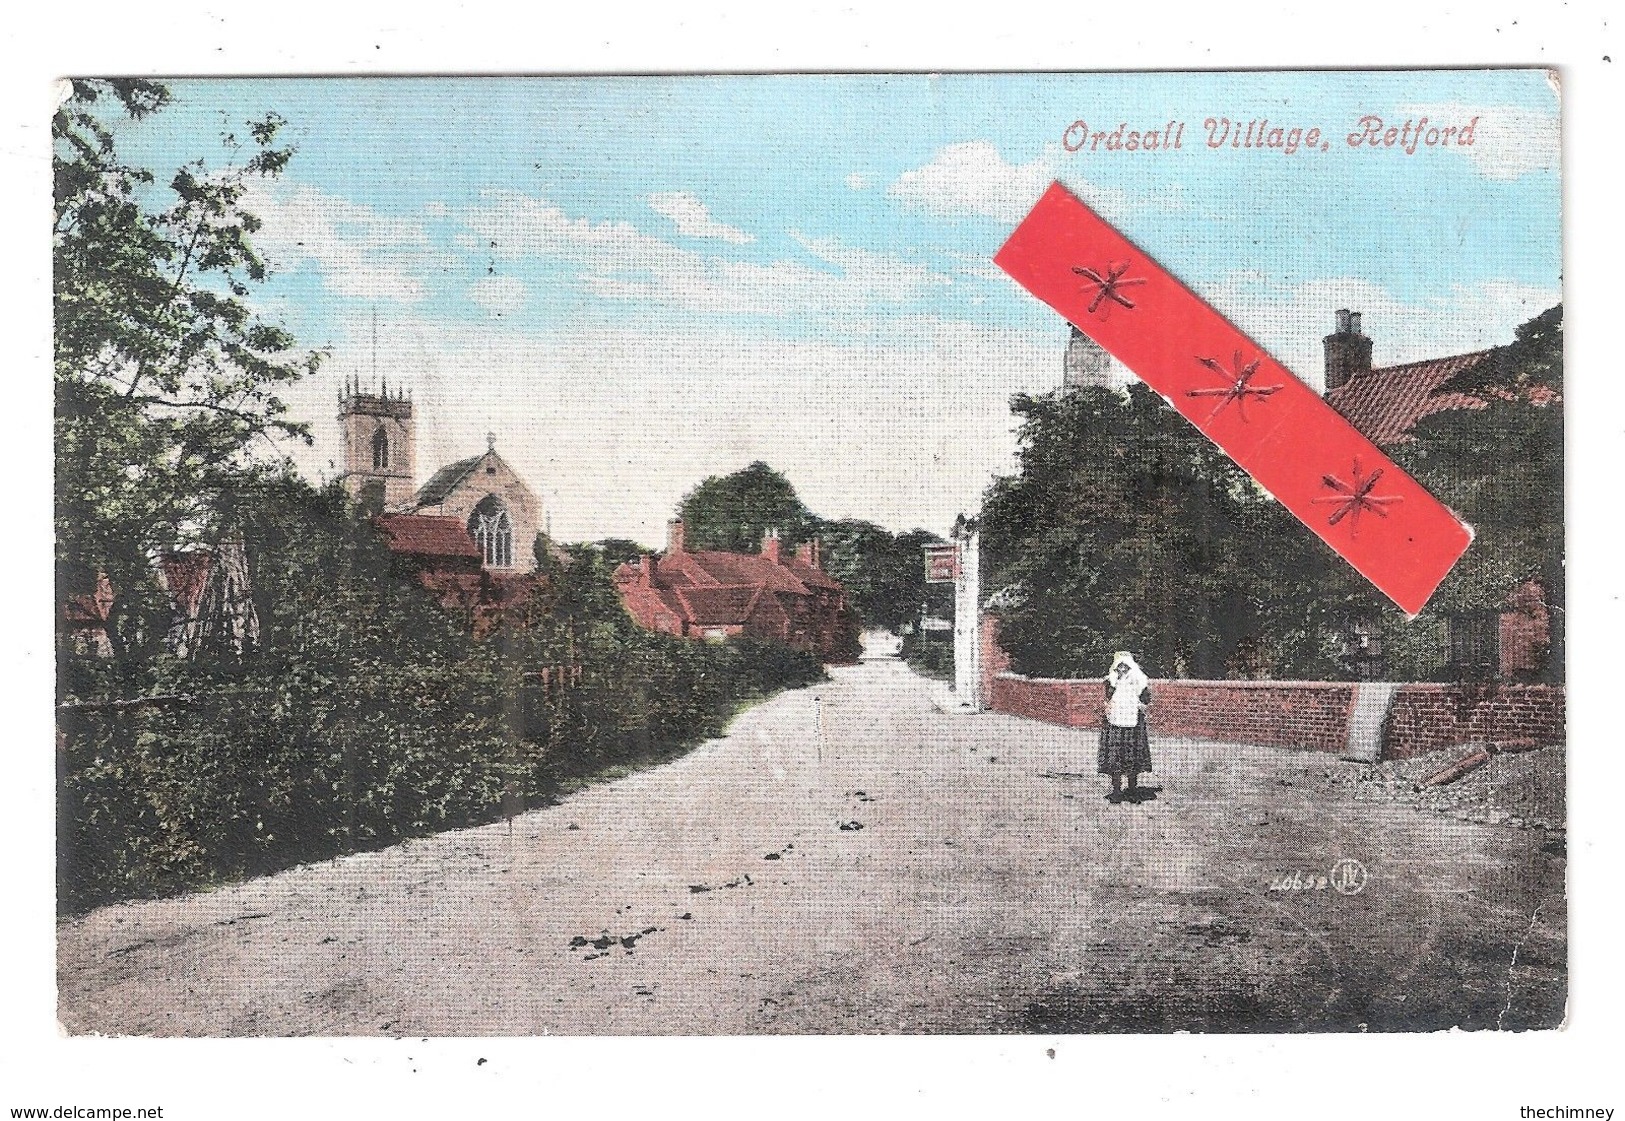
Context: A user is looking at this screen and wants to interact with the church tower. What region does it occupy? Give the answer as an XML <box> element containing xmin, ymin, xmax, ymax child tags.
<box><xmin>1063</xmin><ymin>324</ymin><xmax>1113</xmax><ymax>389</ymax></box>
<box><xmin>338</xmin><ymin>378</ymin><xmax>417</xmax><ymax>512</ymax></box>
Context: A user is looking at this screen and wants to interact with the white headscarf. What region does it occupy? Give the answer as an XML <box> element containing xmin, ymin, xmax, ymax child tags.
<box><xmin>1107</xmin><ymin>651</ymin><xmax>1148</xmax><ymax>689</ymax></box>
<box><xmin>1105</xmin><ymin>651</ymin><xmax>1149</xmax><ymax>727</ymax></box>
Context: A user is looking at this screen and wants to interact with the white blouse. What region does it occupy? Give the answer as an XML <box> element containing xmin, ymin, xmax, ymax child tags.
<box><xmin>1105</xmin><ymin>674</ymin><xmax>1147</xmax><ymax>727</ymax></box>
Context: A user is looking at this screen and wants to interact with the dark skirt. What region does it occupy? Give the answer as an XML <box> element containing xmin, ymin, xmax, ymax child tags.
<box><xmin>1098</xmin><ymin>717</ymin><xmax>1153</xmax><ymax>776</ymax></box>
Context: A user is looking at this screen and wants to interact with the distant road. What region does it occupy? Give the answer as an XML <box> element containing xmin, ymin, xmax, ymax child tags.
<box><xmin>58</xmin><ymin>658</ymin><xmax>1564</xmax><ymax>1034</ymax></box>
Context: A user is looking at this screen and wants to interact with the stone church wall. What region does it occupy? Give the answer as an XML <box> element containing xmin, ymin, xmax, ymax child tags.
<box><xmin>416</xmin><ymin>453</ymin><xmax>541</xmax><ymax>572</ymax></box>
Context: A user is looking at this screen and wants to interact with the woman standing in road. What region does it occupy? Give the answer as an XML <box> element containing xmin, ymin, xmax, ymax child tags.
<box><xmin>1099</xmin><ymin>651</ymin><xmax>1153</xmax><ymax>802</ymax></box>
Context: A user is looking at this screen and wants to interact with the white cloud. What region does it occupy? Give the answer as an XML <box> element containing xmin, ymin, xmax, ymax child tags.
<box><xmin>284</xmin><ymin>315</ymin><xmax>1063</xmax><ymax>546</ymax></box>
<box><xmin>468</xmin><ymin>276</ymin><xmax>528</xmax><ymax>315</ymax></box>
<box><xmin>244</xmin><ymin>182</ymin><xmax>442</xmax><ymax>303</ymax></box>
<box><xmin>845</xmin><ymin>172</ymin><xmax>871</xmax><ymax>191</ymax></box>
<box><xmin>789</xmin><ymin>230</ymin><xmax>950</xmax><ymax>301</ymax></box>
<box><xmin>1399</xmin><ymin>102</ymin><xmax>1560</xmax><ymax>181</ymax></box>
<box><xmin>886</xmin><ymin>140</ymin><xmax>1187</xmax><ymax>223</ymax></box>
<box><xmin>942</xmin><ymin>249</ymin><xmax>1027</xmax><ymax>287</ymax></box>
<box><xmin>1203</xmin><ymin>271</ymin><xmax>1560</xmax><ymax>390</ymax></box>
<box><xmin>464</xmin><ymin>190</ymin><xmax>950</xmax><ymax>320</ymax></box>
<box><xmin>886</xmin><ymin>140</ymin><xmax>1053</xmax><ymax>222</ymax></box>
<box><xmin>463</xmin><ymin>190</ymin><xmax>690</xmax><ymax>273</ymax></box>
<box><xmin>647</xmin><ymin>191</ymin><xmax>754</xmax><ymax>244</ymax></box>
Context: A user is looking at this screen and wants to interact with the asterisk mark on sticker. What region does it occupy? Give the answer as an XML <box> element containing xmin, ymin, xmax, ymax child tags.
<box><xmin>1312</xmin><ymin>457</ymin><xmax>1403</xmax><ymax>538</ymax></box>
<box><xmin>1072</xmin><ymin>260</ymin><xmax>1146</xmax><ymax>315</ymax></box>
<box><xmin>1186</xmin><ymin>351</ymin><xmax>1284</xmax><ymax>422</ymax></box>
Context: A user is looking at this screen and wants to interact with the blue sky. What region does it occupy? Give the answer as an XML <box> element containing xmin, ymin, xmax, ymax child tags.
<box><xmin>109</xmin><ymin>71</ymin><xmax>1561</xmax><ymax>546</ymax></box>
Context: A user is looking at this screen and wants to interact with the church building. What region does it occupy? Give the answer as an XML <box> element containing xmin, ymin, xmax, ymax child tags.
<box><xmin>337</xmin><ymin>381</ymin><xmax>545</xmax><ymax>573</ymax></box>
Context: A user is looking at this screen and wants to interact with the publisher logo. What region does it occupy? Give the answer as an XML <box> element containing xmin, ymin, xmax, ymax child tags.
<box><xmin>1330</xmin><ymin>858</ymin><xmax>1368</xmax><ymax>896</ymax></box>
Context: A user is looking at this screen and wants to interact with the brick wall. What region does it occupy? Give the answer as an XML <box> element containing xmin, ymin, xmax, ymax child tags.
<box><xmin>1499</xmin><ymin>579</ymin><xmax>1552</xmax><ymax>678</ymax></box>
<box><xmin>988</xmin><ymin>673</ymin><xmax>1356</xmax><ymax>753</ymax></box>
<box><xmin>989</xmin><ymin>675</ymin><xmax>1103</xmax><ymax>729</ymax></box>
<box><xmin>1150</xmin><ymin>680</ymin><xmax>1357</xmax><ymax>753</ymax></box>
<box><xmin>979</xmin><ymin>615</ymin><xmax>1565</xmax><ymax>760</ymax></box>
<box><xmin>979</xmin><ymin>610</ymin><xmax>1011</xmax><ymax>692</ymax></box>
<box><xmin>1382</xmin><ymin>684</ymin><xmax>1567</xmax><ymax>758</ymax></box>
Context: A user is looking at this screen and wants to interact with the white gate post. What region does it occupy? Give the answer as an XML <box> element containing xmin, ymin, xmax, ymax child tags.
<box><xmin>952</xmin><ymin>529</ymin><xmax>982</xmax><ymax>712</ymax></box>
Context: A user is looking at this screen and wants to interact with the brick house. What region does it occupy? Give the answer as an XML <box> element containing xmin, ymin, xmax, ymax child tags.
<box><xmin>153</xmin><ymin>545</ymin><xmax>260</xmax><ymax>658</ymax></box>
<box><xmin>371</xmin><ymin>512</ymin><xmax>540</xmax><ymax>637</ymax></box>
<box><xmin>60</xmin><ymin>385</ymin><xmax>552</xmax><ymax>657</ymax></box>
<box><xmin>61</xmin><ymin>572</ymin><xmax>115</xmax><ymax>657</ymax></box>
<box><xmin>614</xmin><ymin>519</ymin><xmax>861</xmax><ymax>663</ymax></box>
<box><xmin>1321</xmin><ymin>309</ymin><xmax>1554</xmax><ymax>679</ymax></box>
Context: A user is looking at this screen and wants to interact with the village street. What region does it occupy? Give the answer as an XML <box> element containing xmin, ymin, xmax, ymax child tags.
<box><xmin>57</xmin><ymin>652</ymin><xmax>1565</xmax><ymax>1035</ymax></box>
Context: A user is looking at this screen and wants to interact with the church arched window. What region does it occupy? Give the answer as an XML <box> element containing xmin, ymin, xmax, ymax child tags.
<box><xmin>371</xmin><ymin>425</ymin><xmax>390</xmax><ymax>470</ymax></box>
<box><xmin>469</xmin><ymin>495</ymin><xmax>514</xmax><ymax>568</ymax></box>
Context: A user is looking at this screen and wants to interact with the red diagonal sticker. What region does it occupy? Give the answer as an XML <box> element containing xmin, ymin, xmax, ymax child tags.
<box><xmin>994</xmin><ymin>181</ymin><xmax>1471</xmax><ymax>616</ymax></box>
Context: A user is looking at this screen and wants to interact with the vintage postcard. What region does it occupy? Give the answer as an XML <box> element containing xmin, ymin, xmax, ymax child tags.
<box><xmin>53</xmin><ymin>70</ymin><xmax>1563</xmax><ymax>1036</ymax></box>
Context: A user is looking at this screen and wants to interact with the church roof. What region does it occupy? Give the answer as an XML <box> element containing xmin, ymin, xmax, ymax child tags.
<box><xmin>374</xmin><ymin>514</ymin><xmax>482</xmax><ymax>559</ymax></box>
<box><xmin>414</xmin><ymin>454</ymin><xmax>485</xmax><ymax>506</ymax></box>
<box><xmin>1325</xmin><ymin>350</ymin><xmax>1493</xmax><ymax>445</ymax></box>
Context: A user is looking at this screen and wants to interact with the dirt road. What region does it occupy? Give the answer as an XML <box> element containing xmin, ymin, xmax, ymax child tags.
<box><xmin>57</xmin><ymin>656</ymin><xmax>1565</xmax><ymax>1035</ymax></box>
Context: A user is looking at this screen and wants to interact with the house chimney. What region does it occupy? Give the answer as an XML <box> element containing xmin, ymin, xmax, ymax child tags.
<box><xmin>1323</xmin><ymin>308</ymin><xmax>1373</xmax><ymax>392</ymax></box>
<box><xmin>666</xmin><ymin>518</ymin><xmax>686</xmax><ymax>553</ymax></box>
<box><xmin>639</xmin><ymin>554</ymin><xmax>656</xmax><ymax>586</ymax></box>
<box><xmin>795</xmin><ymin>539</ymin><xmax>822</xmax><ymax>568</ymax></box>
<box><xmin>761</xmin><ymin>528</ymin><xmax>782</xmax><ymax>564</ymax></box>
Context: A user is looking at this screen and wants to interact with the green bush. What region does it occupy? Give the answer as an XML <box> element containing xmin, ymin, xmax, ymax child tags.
<box><xmin>57</xmin><ymin>480</ymin><xmax>826</xmax><ymax>915</ymax></box>
<box><xmin>900</xmin><ymin>631</ymin><xmax>955</xmax><ymax>680</ymax></box>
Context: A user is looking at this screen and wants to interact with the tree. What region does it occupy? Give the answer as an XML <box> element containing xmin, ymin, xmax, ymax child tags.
<box><xmin>58</xmin><ymin>473</ymin><xmax>827</xmax><ymax>911</ymax></box>
<box><xmin>54</xmin><ymin>79</ymin><xmax>321</xmax><ymax>655</ymax></box>
<box><xmin>589</xmin><ymin>537</ymin><xmax>650</xmax><ymax>565</ymax></box>
<box><xmin>674</xmin><ymin>462</ymin><xmax>950</xmax><ymax>632</ymax></box>
<box><xmin>676</xmin><ymin>461</ymin><xmax>813</xmax><ymax>553</ymax></box>
<box><xmin>1391</xmin><ymin>304</ymin><xmax>1564</xmax><ymax>680</ymax></box>
<box><xmin>981</xmin><ymin>384</ymin><xmax>1357</xmax><ymax>679</ymax></box>
<box><xmin>815</xmin><ymin>519</ymin><xmax>950</xmax><ymax>632</ymax></box>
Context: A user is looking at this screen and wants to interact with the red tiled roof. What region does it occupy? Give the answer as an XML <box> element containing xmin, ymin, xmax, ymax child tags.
<box><xmin>666</xmin><ymin>551</ymin><xmax>797</xmax><ymax>592</ymax></box>
<box><xmin>159</xmin><ymin>550</ymin><xmax>215</xmax><ymax>617</ymax></box>
<box><xmin>374</xmin><ymin>514</ymin><xmax>481</xmax><ymax>559</ymax></box>
<box><xmin>63</xmin><ymin>572</ymin><xmax>115</xmax><ymax>625</ymax></box>
<box><xmin>660</xmin><ymin>549</ymin><xmax>842</xmax><ymax>594</ymax></box>
<box><xmin>613</xmin><ymin>539</ymin><xmax>857</xmax><ymax>659</ymax></box>
<box><xmin>672</xmin><ymin>584</ymin><xmax>766</xmax><ymax>626</ymax></box>
<box><xmin>780</xmin><ymin>556</ymin><xmax>842</xmax><ymax>592</ymax></box>
<box><xmin>1325</xmin><ymin>350</ymin><xmax>1493</xmax><ymax>445</ymax></box>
